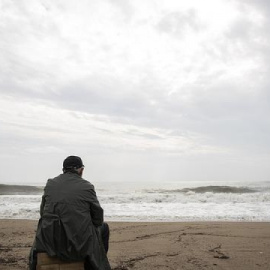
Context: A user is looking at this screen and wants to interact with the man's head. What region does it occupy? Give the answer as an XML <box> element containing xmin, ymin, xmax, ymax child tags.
<box><xmin>63</xmin><ymin>156</ymin><xmax>84</xmax><ymax>176</ymax></box>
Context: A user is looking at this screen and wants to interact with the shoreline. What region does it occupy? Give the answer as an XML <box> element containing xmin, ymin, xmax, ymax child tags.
<box><xmin>0</xmin><ymin>219</ymin><xmax>269</xmax><ymax>269</ymax></box>
<box><xmin>0</xmin><ymin>217</ymin><xmax>270</xmax><ymax>224</ymax></box>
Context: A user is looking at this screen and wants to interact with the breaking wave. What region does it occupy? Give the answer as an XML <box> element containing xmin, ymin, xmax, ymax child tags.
<box><xmin>1</xmin><ymin>181</ymin><xmax>269</xmax><ymax>221</ymax></box>
<box><xmin>146</xmin><ymin>185</ymin><xmax>257</xmax><ymax>194</ymax></box>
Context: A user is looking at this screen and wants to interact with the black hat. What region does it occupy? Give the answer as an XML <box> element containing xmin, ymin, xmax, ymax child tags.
<box><xmin>63</xmin><ymin>156</ymin><xmax>84</xmax><ymax>169</ymax></box>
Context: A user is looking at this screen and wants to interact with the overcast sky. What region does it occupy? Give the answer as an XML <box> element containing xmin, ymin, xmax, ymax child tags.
<box><xmin>0</xmin><ymin>0</ymin><xmax>269</xmax><ymax>185</ymax></box>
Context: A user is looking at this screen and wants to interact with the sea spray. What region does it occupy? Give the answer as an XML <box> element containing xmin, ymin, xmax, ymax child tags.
<box><xmin>0</xmin><ymin>181</ymin><xmax>269</xmax><ymax>221</ymax></box>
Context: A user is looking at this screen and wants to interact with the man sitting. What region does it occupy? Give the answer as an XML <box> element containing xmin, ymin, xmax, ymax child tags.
<box><xmin>29</xmin><ymin>156</ymin><xmax>111</xmax><ymax>270</ymax></box>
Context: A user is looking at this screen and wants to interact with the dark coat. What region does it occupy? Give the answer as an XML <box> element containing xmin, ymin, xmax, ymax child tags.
<box><xmin>35</xmin><ymin>172</ymin><xmax>110</xmax><ymax>270</ymax></box>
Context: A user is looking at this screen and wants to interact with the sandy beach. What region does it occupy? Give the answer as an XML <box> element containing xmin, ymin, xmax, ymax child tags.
<box><xmin>0</xmin><ymin>220</ymin><xmax>269</xmax><ymax>270</ymax></box>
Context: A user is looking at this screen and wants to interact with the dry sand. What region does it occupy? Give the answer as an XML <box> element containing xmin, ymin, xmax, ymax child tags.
<box><xmin>0</xmin><ymin>219</ymin><xmax>269</xmax><ymax>270</ymax></box>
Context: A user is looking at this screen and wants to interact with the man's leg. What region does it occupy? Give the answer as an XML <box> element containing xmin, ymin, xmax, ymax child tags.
<box><xmin>29</xmin><ymin>240</ymin><xmax>37</xmax><ymax>270</ymax></box>
<box><xmin>85</xmin><ymin>224</ymin><xmax>111</xmax><ymax>270</ymax></box>
<box><xmin>100</xmin><ymin>222</ymin><xmax>110</xmax><ymax>253</ymax></box>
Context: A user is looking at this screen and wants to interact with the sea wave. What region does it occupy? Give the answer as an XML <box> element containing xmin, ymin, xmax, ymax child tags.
<box><xmin>0</xmin><ymin>182</ymin><xmax>270</xmax><ymax>221</ymax></box>
<box><xmin>145</xmin><ymin>185</ymin><xmax>257</xmax><ymax>194</ymax></box>
<box><xmin>100</xmin><ymin>190</ymin><xmax>270</xmax><ymax>204</ymax></box>
<box><xmin>0</xmin><ymin>184</ymin><xmax>43</xmax><ymax>195</ymax></box>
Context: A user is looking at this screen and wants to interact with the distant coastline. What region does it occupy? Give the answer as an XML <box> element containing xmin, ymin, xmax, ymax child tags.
<box><xmin>0</xmin><ymin>184</ymin><xmax>43</xmax><ymax>195</ymax></box>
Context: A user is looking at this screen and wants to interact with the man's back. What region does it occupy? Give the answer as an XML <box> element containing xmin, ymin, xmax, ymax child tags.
<box><xmin>36</xmin><ymin>172</ymin><xmax>104</xmax><ymax>261</ymax></box>
<box><xmin>30</xmin><ymin>156</ymin><xmax>111</xmax><ymax>270</ymax></box>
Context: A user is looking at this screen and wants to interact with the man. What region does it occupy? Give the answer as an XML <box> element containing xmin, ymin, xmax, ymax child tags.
<box><xmin>29</xmin><ymin>156</ymin><xmax>111</xmax><ymax>270</ymax></box>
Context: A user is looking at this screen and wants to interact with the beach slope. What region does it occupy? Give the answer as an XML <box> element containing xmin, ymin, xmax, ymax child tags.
<box><xmin>0</xmin><ymin>220</ymin><xmax>269</xmax><ymax>270</ymax></box>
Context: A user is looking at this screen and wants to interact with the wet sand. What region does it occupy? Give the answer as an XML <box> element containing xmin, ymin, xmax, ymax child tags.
<box><xmin>0</xmin><ymin>219</ymin><xmax>269</xmax><ymax>269</ymax></box>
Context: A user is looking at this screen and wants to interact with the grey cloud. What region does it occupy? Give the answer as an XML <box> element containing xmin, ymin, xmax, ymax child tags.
<box><xmin>185</xmin><ymin>94</ymin><xmax>269</xmax><ymax>153</ymax></box>
<box><xmin>0</xmin><ymin>125</ymin><xmax>58</xmax><ymax>156</ymax></box>
<box><xmin>225</xmin><ymin>15</ymin><xmax>269</xmax><ymax>54</ymax></box>
<box><xmin>1</xmin><ymin>1</ymin><xmax>269</xmax><ymax>153</ymax></box>
<box><xmin>233</xmin><ymin>1</ymin><xmax>270</xmax><ymax>62</ymax></box>
<box><xmin>3</xmin><ymin>71</ymin><xmax>268</xmax><ymax>157</ymax></box>
<box><xmin>122</xmin><ymin>128</ymin><xmax>164</xmax><ymax>140</ymax></box>
<box><xmin>111</xmin><ymin>0</ymin><xmax>135</xmax><ymax>22</ymax></box>
<box><xmin>0</xmin><ymin>0</ymin><xmax>59</xmax><ymax>41</ymax></box>
<box><xmin>1</xmin><ymin>52</ymin><xmax>269</xmax><ymax>158</ymax></box>
<box><xmin>156</xmin><ymin>9</ymin><xmax>201</xmax><ymax>36</ymax></box>
<box><xmin>55</xmin><ymin>81</ymin><xmax>146</xmax><ymax>117</ymax></box>
<box><xmin>201</xmin><ymin>26</ymin><xmax>266</xmax><ymax>68</ymax></box>
<box><xmin>241</xmin><ymin>0</ymin><xmax>270</xmax><ymax>17</ymax></box>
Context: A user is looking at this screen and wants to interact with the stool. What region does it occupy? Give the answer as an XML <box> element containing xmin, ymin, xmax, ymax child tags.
<box><xmin>37</xmin><ymin>253</ymin><xmax>84</xmax><ymax>270</ymax></box>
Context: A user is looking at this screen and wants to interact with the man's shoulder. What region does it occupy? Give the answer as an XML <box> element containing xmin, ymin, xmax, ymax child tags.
<box><xmin>46</xmin><ymin>174</ymin><xmax>61</xmax><ymax>183</ymax></box>
<box><xmin>80</xmin><ymin>177</ymin><xmax>95</xmax><ymax>189</ymax></box>
<box><xmin>45</xmin><ymin>174</ymin><xmax>95</xmax><ymax>190</ymax></box>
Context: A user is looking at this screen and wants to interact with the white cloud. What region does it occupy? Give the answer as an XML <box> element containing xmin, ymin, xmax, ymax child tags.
<box><xmin>0</xmin><ymin>96</ymin><xmax>223</xmax><ymax>155</ymax></box>
<box><xmin>0</xmin><ymin>0</ymin><xmax>269</xmax><ymax>183</ymax></box>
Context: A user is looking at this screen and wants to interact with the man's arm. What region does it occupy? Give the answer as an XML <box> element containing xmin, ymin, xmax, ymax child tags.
<box><xmin>40</xmin><ymin>194</ymin><xmax>45</xmax><ymax>216</ymax></box>
<box><xmin>88</xmin><ymin>187</ymin><xmax>104</xmax><ymax>227</ymax></box>
<box><xmin>40</xmin><ymin>180</ymin><xmax>49</xmax><ymax>216</ymax></box>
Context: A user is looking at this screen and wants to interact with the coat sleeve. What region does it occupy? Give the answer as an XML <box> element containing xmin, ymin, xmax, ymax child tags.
<box><xmin>40</xmin><ymin>195</ymin><xmax>46</xmax><ymax>216</ymax></box>
<box><xmin>40</xmin><ymin>181</ymin><xmax>49</xmax><ymax>216</ymax></box>
<box><xmin>88</xmin><ymin>186</ymin><xmax>104</xmax><ymax>227</ymax></box>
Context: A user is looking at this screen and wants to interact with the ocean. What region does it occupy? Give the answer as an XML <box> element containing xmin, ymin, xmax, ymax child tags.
<box><xmin>0</xmin><ymin>181</ymin><xmax>269</xmax><ymax>222</ymax></box>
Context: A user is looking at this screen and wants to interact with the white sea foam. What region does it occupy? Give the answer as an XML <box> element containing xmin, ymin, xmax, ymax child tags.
<box><xmin>0</xmin><ymin>181</ymin><xmax>269</xmax><ymax>221</ymax></box>
<box><xmin>0</xmin><ymin>195</ymin><xmax>40</xmax><ymax>219</ymax></box>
